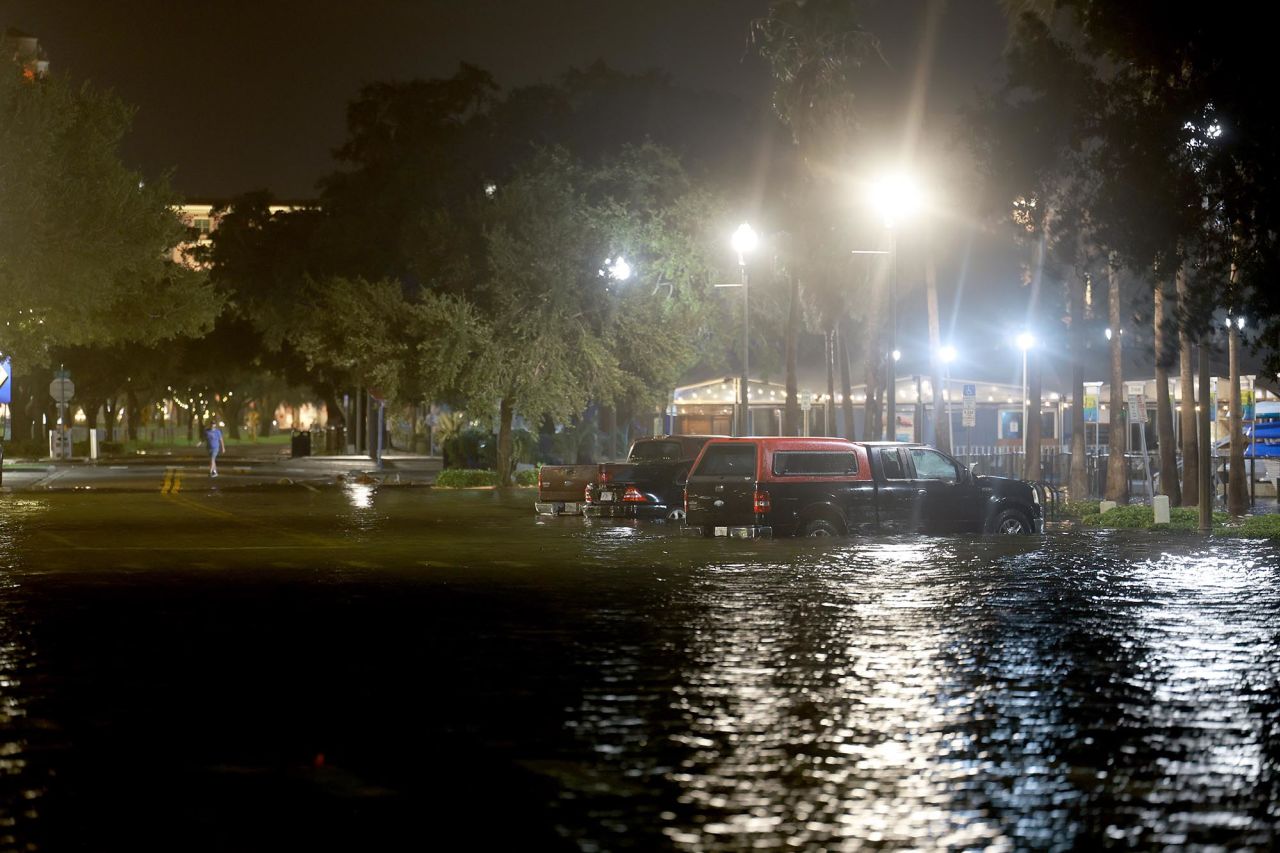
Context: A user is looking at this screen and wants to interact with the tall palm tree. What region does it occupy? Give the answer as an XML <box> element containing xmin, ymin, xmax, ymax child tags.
<box><xmin>750</xmin><ymin>1</ymin><xmax>882</xmax><ymax>433</ymax></box>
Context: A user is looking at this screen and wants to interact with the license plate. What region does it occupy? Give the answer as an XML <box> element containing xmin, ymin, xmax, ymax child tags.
<box><xmin>599</xmin><ymin>491</ymin><xmax>614</xmax><ymax>503</ymax></box>
<box><xmin>714</xmin><ymin>526</ymin><xmax>728</xmax><ymax>537</ymax></box>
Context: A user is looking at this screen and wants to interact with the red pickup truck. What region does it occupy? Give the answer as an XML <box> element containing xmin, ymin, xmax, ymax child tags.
<box><xmin>684</xmin><ymin>437</ymin><xmax>1043</xmax><ymax>537</ymax></box>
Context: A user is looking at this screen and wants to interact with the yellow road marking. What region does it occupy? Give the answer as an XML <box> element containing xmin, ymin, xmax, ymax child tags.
<box><xmin>161</xmin><ymin>468</ymin><xmax>174</xmax><ymax>494</ymax></box>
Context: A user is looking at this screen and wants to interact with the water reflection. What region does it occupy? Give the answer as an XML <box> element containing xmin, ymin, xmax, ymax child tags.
<box><xmin>558</xmin><ymin>531</ymin><xmax>1280</xmax><ymax>851</ymax></box>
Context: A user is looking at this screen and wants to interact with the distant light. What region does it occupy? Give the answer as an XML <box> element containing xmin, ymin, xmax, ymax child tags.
<box><xmin>892</xmin><ymin>349</ymin><xmax>902</xmax><ymax>362</ymax></box>
<box><xmin>1016</xmin><ymin>332</ymin><xmax>1035</xmax><ymax>351</ymax></box>
<box><xmin>939</xmin><ymin>345</ymin><xmax>957</xmax><ymax>364</ymax></box>
<box><xmin>484</xmin><ymin>182</ymin><xmax>497</xmax><ymax>198</ymax></box>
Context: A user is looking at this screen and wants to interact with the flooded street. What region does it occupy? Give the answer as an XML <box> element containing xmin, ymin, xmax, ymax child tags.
<box><xmin>1</xmin><ymin>486</ymin><xmax>1278</xmax><ymax>850</ymax></box>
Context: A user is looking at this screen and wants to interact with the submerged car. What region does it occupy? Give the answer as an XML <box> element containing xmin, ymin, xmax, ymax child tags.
<box><xmin>683</xmin><ymin>437</ymin><xmax>1043</xmax><ymax>538</ymax></box>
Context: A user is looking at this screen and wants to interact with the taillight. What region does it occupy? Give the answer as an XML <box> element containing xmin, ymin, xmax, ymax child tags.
<box><xmin>584</xmin><ymin>484</ymin><xmax>592</xmax><ymax>504</ymax></box>
<box><xmin>537</xmin><ymin>466</ymin><xmax>543</xmax><ymax>489</ymax></box>
<box><xmin>683</xmin><ymin>487</ymin><xmax>689</xmax><ymax>513</ymax></box>
<box><xmin>622</xmin><ymin>486</ymin><xmax>647</xmax><ymax>503</ymax></box>
<box><xmin>753</xmin><ymin>489</ymin><xmax>771</xmax><ymax>513</ymax></box>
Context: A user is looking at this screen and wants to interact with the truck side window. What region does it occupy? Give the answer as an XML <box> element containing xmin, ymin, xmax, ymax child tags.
<box><xmin>772</xmin><ymin>452</ymin><xmax>858</xmax><ymax>476</ymax></box>
<box><xmin>909</xmin><ymin>448</ymin><xmax>960</xmax><ymax>482</ymax></box>
<box><xmin>693</xmin><ymin>445</ymin><xmax>757</xmax><ymax>477</ymax></box>
<box><xmin>878</xmin><ymin>448</ymin><xmax>908</xmax><ymax>480</ymax></box>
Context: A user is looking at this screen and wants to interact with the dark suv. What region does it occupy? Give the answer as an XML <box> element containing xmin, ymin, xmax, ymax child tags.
<box><xmin>684</xmin><ymin>437</ymin><xmax>1043</xmax><ymax>537</ymax></box>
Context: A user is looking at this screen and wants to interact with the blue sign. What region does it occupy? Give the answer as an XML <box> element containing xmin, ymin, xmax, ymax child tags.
<box><xmin>0</xmin><ymin>357</ymin><xmax>10</xmax><ymax>405</ymax></box>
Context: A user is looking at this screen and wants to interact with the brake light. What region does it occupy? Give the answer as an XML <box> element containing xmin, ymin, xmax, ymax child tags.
<box><xmin>753</xmin><ymin>489</ymin><xmax>771</xmax><ymax>513</ymax></box>
<box><xmin>584</xmin><ymin>484</ymin><xmax>592</xmax><ymax>504</ymax></box>
<box><xmin>622</xmin><ymin>485</ymin><xmax>647</xmax><ymax>503</ymax></box>
<box><xmin>684</xmin><ymin>487</ymin><xmax>689</xmax><ymax>513</ymax></box>
<box><xmin>537</xmin><ymin>466</ymin><xmax>543</xmax><ymax>489</ymax></box>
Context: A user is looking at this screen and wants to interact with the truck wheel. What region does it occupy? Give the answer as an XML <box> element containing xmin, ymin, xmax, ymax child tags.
<box><xmin>666</xmin><ymin>508</ymin><xmax>686</xmax><ymax>522</ymax></box>
<box><xmin>992</xmin><ymin>509</ymin><xmax>1031</xmax><ymax>535</ymax></box>
<box><xmin>800</xmin><ymin>518</ymin><xmax>841</xmax><ymax>538</ymax></box>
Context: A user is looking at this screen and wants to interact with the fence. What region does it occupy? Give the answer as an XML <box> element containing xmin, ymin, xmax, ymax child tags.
<box><xmin>952</xmin><ymin>445</ymin><xmax>1182</xmax><ymax>501</ymax></box>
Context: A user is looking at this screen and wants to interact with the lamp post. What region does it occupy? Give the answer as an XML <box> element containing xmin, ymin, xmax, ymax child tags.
<box><xmin>1016</xmin><ymin>332</ymin><xmax>1035</xmax><ymax>462</ymax></box>
<box><xmin>731</xmin><ymin>223</ymin><xmax>758</xmax><ymax>437</ymax></box>
<box><xmin>869</xmin><ymin>174</ymin><xmax>921</xmax><ymax>440</ymax></box>
<box><xmin>939</xmin><ymin>345</ymin><xmax>957</xmax><ymax>451</ymax></box>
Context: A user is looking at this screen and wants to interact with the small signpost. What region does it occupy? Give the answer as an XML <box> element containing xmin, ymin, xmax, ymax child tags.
<box><xmin>0</xmin><ymin>356</ymin><xmax>11</xmax><ymax>444</ymax></box>
<box><xmin>1127</xmin><ymin>381</ymin><xmax>1154</xmax><ymax>500</ymax></box>
<box><xmin>961</xmin><ymin>384</ymin><xmax>976</xmax><ymax>428</ymax></box>
<box><xmin>49</xmin><ymin>368</ymin><xmax>74</xmax><ymax>460</ymax></box>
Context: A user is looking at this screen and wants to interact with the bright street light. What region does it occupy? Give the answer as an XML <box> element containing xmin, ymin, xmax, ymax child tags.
<box><xmin>892</xmin><ymin>349</ymin><xmax>902</xmax><ymax>362</ymax></box>
<box><xmin>868</xmin><ymin>174</ymin><xmax>922</xmax><ymax>229</ymax></box>
<box><xmin>606</xmin><ymin>257</ymin><xmax>632</xmax><ymax>282</ymax></box>
<box><xmin>1015</xmin><ymin>331</ymin><xmax>1036</xmax><ymax>351</ymax></box>
<box><xmin>939</xmin><ymin>345</ymin><xmax>957</xmax><ymax>364</ymax></box>
<box><xmin>731</xmin><ymin>222</ymin><xmax>759</xmax><ymax>264</ymax></box>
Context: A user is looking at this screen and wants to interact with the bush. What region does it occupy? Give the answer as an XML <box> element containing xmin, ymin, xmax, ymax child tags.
<box><xmin>1221</xmin><ymin>514</ymin><xmax>1280</xmax><ymax>539</ymax></box>
<box><xmin>434</xmin><ymin>469</ymin><xmax>498</xmax><ymax>488</ymax></box>
<box><xmin>1083</xmin><ymin>504</ymin><xmax>1229</xmax><ymax>531</ymax></box>
<box><xmin>515</xmin><ymin>468</ymin><xmax>538</xmax><ymax>486</ymax></box>
<box><xmin>1060</xmin><ymin>500</ymin><xmax>1101</xmax><ymax>522</ymax></box>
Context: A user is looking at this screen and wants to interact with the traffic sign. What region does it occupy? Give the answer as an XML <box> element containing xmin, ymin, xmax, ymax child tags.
<box><xmin>50</xmin><ymin>377</ymin><xmax>75</xmax><ymax>404</ymax></box>
<box><xmin>961</xmin><ymin>383</ymin><xmax>976</xmax><ymax>428</ymax></box>
<box><xmin>0</xmin><ymin>357</ymin><xmax>10</xmax><ymax>405</ymax></box>
<box><xmin>1126</xmin><ymin>382</ymin><xmax>1147</xmax><ymax>423</ymax></box>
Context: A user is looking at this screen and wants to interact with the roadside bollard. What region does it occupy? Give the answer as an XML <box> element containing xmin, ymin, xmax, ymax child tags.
<box><xmin>1153</xmin><ymin>495</ymin><xmax>1171</xmax><ymax>525</ymax></box>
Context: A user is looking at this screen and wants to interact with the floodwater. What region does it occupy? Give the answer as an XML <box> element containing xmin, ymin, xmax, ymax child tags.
<box><xmin>1</xmin><ymin>487</ymin><xmax>1278</xmax><ymax>851</ymax></box>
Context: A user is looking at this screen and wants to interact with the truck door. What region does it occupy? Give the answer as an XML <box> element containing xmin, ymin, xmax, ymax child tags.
<box><xmin>907</xmin><ymin>447</ymin><xmax>980</xmax><ymax>534</ymax></box>
<box><xmin>872</xmin><ymin>447</ymin><xmax>920</xmax><ymax>532</ymax></box>
<box><xmin>685</xmin><ymin>443</ymin><xmax>759</xmax><ymax>529</ymax></box>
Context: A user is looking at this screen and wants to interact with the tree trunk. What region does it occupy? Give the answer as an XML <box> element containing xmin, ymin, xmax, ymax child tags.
<box><xmin>925</xmin><ymin>243</ymin><xmax>949</xmax><ymax>453</ymax></box>
<box><xmin>1227</xmin><ymin>317</ymin><xmax>1248</xmax><ymax>516</ymax></box>
<box><xmin>1176</xmin><ymin>264</ymin><xmax>1199</xmax><ymax>504</ymax></box>
<box><xmin>838</xmin><ymin>319</ymin><xmax>855</xmax><ymax>440</ymax></box>
<box><xmin>1069</xmin><ymin>271</ymin><xmax>1088</xmax><ymax>500</ymax></box>
<box><xmin>825</xmin><ymin>328</ymin><xmax>837</xmax><ymax>436</ymax></box>
<box><xmin>126</xmin><ymin>388</ymin><xmax>141</xmax><ymax>442</ymax></box>
<box><xmin>1154</xmin><ymin>276</ymin><xmax>1181</xmax><ymax>505</ymax></box>
<box><xmin>1024</xmin><ymin>348</ymin><xmax>1043</xmax><ymax>480</ymax></box>
<box><xmin>784</xmin><ymin>271</ymin><xmax>801</xmax><ymax>436</ymax></box>
<box><xmin>1105</xmin><ymin>258</ymin><xmax>1129</xmax><ymax>503</ymax></box>
<box><xmin>496</xmin><ymin>397</ymin><xmax>515</xmax><ymax>487</ymax></box>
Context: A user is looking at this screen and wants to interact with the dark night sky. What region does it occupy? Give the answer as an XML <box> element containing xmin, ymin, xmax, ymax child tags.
<box><xmin>1</xmin><ymin>0</ymin><xmax>1007</xmax><ymax>198</ymax></box>
<box><xmin>8</xmin><ymin>0</ymin><xmax>1155</xmax><ymax>388</ymax></box>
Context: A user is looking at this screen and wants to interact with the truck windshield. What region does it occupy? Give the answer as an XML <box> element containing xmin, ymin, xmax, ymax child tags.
<box><xmin>692</xmin><ymin>444</ymin><xmax>756</xmax><ymax>477</ymax></box>
<box><xmin>629</xmin><ymin>441</ymin><xmax>683</xmax><ymax>462</ymax></box>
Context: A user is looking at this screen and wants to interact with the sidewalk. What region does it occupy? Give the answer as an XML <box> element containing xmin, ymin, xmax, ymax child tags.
<box><xmin>1</xmin><ymin>452</ymin><xmax>444</xmax><ymax>492</ymax></box>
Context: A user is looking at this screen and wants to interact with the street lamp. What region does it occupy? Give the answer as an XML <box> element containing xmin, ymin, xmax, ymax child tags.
<box><xmin>731</xmin><ymin>223</ymin><xmax>758</xmax><ymax>436</ymax></box>
<box><xmin>869</xmin><ymin>174</ymin><xmax>922</xmax><ymax>440</ymax></box>
<box><xmin>1016</xmin><ymin>332</ymin><xmax>1035</xmax><ymax>460</ymax></box>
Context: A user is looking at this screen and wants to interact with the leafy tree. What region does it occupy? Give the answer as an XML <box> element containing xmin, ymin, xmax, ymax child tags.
<box><xmin>0</xmin><ymin>63</ymin><xmax>221</xmax><ymax>360</ymax></box>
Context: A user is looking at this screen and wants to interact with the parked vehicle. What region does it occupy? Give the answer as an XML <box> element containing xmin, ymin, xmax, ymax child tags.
<box><xmin>535</xmin><ymin>463</ymin><xmax>601</xmax><ymax>515</ymax></box>
<box><xmin>683</xmin><ymin>437</ymin><xmax>1043</xmax><ymax>538</ymax></box>
<box><xmin>585</xmin><ymin>435</ymin><xmax>724</xmax><ymax>521</ymax></box>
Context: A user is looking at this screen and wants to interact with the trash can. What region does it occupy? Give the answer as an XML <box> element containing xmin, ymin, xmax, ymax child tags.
<box><xmin>291</xmin><ymin>430</ymin><xmax>312</xmax><ymax>459</ymax></box>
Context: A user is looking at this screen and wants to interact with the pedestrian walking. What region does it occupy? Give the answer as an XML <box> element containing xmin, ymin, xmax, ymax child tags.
<box><xmin>206</xmin><ymin>423</ymin><xmax>224</xmax><ymax>477</ymax></box>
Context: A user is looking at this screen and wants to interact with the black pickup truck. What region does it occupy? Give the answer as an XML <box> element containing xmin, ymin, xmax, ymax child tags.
<box><xmin>584</xmin><ymin>435</ymin><xmax>724</xmax><ymax>521</ymax></box>
<box><xmin>684</xmin><ymin>437</ymin><xmax>1044</xmax><ymax>538</ymax></box>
